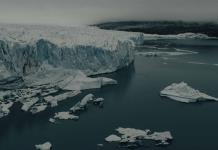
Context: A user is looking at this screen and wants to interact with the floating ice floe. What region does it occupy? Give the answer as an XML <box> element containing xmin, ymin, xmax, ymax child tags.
<box><xmin>105</xmin><ymin>127</ymin><xmax>173</xmax><ymax>148</ymax></box>
<box><xmin>188</xmin><ymin>61</ymin><xmax>208</xmax><ymax>65</ymax></box>
<box><xmin>21</xmin><ymin>97</ymin><xmax>39</xmax><ymax>112</ymax></box>
<box><xmin>93</xmin><ymin>98</ymin><xmax>104</xmax><ymax>104</ymax></box>
<box><xmin>49</xmin><ymin>94</ymin><xmax>104</xmax><ymax>123</ymax></box>
<box><xmin>35</xmin><ymin>142</ymin><xmax>52</xmax><ymax>150</ymax></box>
<box><xmin>44</xmin><ymin>90</ymin><xmax>81</xmax><ymax>107</ymax></box>
<box><xmin>57</xmin><ymin>71</ymin><xmax>117</xmax><ymax>91</ymax></box>
<box><xmin>0</xmin><ymin>101</ymin><xmax>14</xmax><ymax>118</ymax></box>
<box><xmin>70</xmin><ymin>94</ymin><xmax>94</xmax><ymax>113</ymax></box>
<box><xmin>136</xmin><ymin>49</ymin><xmax>197</xmax><ymax>57</ymax></box>
<box><xmin>105</xmin><ymin>134</ymin><xmax>122</xmax><ymax>142</ymax></box>
<box><xmin>160</xmin><ymin>82</ymin><xmax>218</xmax><ymax>103</ymax></box>
<box><xmin>97</xmin><ymin>144</ymin><xmax>104</xmax><ymax>147</ymax></box>
<box><xmin>30</xmin><ymin>103</ymin><xmax>48</xmax><ymax>114</ymax></box>
<box><xmin>53</xmin><ymin>111</ymin><xmax>79</xmax><ymax>120</ymax></box>
<box><xmin>48</xmin><ymin>118</ymin><xmax>56</xmax><ymax>123</ymax></box>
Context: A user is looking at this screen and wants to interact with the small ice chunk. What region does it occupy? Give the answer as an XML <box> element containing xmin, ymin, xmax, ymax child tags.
<box><xmin>21</xmin><ymin>97</ymin><xmax>39</xmax><ymax>111</ymax></box>
<box><xmin>30</xmin><ymin>103</ymin><xmax>47</xmax><ymax>114</ymax></box>
<box><xmin>160</xmin><ymin>82</ymin><xmax>218</xmax><ymax>103</ymax></box>
<box><xmin>35</xmin><ymin>142</ymin><xmax>52</xmax><ymax>150</ymax></box>
<box><xmin>0</xmin><ymin>101</ymin><xmax>14</xmax><ymax>118</ymax></box>
<box><xmin>150</xmin><ymin>131</ymin><xmax>173</xmax><ymax>145</ymax></box>
<box><xmin>105</xmin><ymin>134</ymin><xmax>121</xmax><ymax>142</ymax></box>
<box><xmin>70</xmin><ymin>101</ymin><xmax>83</xmax><ymax>113</ymax></box>
<box><xmin>0</xmin><ymin>91</ymin><xmax>11</xmax><ymax>100</ymax></box>
<box><xmin>80</xmin><ymin>94</ymin><xmax>94</xmax><ymax>107</ymax></box>
<box><xmin>44</xmin><ymin>91</ymin><xmax>80</xmax><ymax>107</ymax></box>
<box><xmin>49</xmin><ymin>118</ymin><xmax>56</xmax><ymax>123</ymax></box>
<box><xmin>70</xmin><ymin>94</ymin><xmax>94</xmax><ymax>112</ymax></box>
<box><xmin>41</xmin><ymin>88</ymin><xmax>58</xmax><ymax>96</ymax></box>
<box><xmin>93</xmin><ymin>98</ymin><xmax>104</xmax><ymax>107</ymax></box>
<box><xmin>93</xmin><ymin>98</ymin><xmax>104</xmax><ymax>103</ymax></box>
<box><xmin>54</xmin><ymin>111</ymin><xmax>79</xmax><ymax>120</ymax></box>
<box><xmin>100</xmin><ymin>77</ymin><xmax>117</xmax><ymax>86</ymax></box>
<box><xmin>97</xmin><ymin>144</ymin><xmax>104</xmax><ymax>147</ymax></box>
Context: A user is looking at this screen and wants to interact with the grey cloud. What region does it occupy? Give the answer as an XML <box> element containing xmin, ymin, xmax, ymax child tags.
<box><xmin>0</xmin><ymin>0</ymin><xmax>217</xmax><ymax>26</ymax></box>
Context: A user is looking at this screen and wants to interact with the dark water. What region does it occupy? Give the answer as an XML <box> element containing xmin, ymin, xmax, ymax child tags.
<box><xmin>0</xmin><ymin>39</ymin><xmax>218</xmax><ymax>150</ymax></box>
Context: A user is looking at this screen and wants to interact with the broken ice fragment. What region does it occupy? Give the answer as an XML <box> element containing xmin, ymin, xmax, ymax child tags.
<box><xmin>70</xmin><ymin>94</ymin><xmax>94</xmax><ymax>113</ymax></box>
<box><xmin>0</xmin><ymin>101</ymin><xmax>14</xmax><ymax>118</ymax></box>
<box><xmin>54</xmin><ymin>111</ymin><xmax>79</xmax><ymax>120</ymax></box>
<box><xmin>30</xmin><ymin>103</ymin><xmax>48</xmax><ymax>114</ymax></box>
<box><xmin>35</xmin><ymin>142</ymin><xmax>52</xmax><ymax>150</ymax></box>
<box><xmin>105</xmin><ymin>127</ymin><xmax>173</xmax><ymax>148</ymax></box>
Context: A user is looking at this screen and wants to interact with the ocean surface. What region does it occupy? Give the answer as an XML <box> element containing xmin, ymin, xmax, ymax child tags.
<box><xmin>0</xmin><ymin>39</ymin><xmax>218</xmax><ymax>150</ymax></box>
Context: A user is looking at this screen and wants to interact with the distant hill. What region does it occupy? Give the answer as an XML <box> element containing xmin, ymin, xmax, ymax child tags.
<box><xmin>93</xmin><ymin>21</ymin><xmax>218</xmax><ymax>37</ymax></box>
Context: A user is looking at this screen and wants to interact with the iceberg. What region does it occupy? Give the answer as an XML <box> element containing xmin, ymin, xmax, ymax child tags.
<box><xmin>105</xmin><ymin>127</ymin><xmax>173</xmax><ymax>148</ymax></box>
<box><xmin>160</xmin><ymin>82</ymin><xmax>218</xmax><ymax>103</ymax></box>
<box><xmin>35</xmin><ymin>142</ymin><xmax>52</xmax><ymax>150</ymax></box>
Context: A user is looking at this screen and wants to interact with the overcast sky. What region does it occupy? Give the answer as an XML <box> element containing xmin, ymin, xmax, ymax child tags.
<box><xmin>0</xmin><ymin>0</ymin><xmax>218</xmax><ymax>26</ymax></box>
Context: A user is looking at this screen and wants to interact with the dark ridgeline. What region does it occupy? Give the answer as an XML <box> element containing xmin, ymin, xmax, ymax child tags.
<box><xmin>94</xmin><ymin>21</ymin><xmax>218</xmax><ymax>37</ymax></box>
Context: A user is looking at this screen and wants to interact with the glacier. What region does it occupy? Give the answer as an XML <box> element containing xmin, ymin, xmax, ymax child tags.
<box><xmin>0</xmin><ymin>24</ymin><xmax>145</xmax><ymax>118</ymax></box>
<box><xmin>0</xmin><ymin>24</ymin><xmax>144</xmax><ymax>78</ymax></box>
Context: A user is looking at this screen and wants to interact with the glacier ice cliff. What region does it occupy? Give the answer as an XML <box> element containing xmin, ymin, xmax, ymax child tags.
<box><xmin>0</xmin><ymin>24</ymin><xmax>144</xmax><ymax>78</ymax></box>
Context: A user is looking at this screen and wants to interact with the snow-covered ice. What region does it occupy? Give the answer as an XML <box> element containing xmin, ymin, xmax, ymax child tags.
<box><xmin>35</xmin><ymin>142</ymin><xmax>52</xmax><ymax>150</ymax></box>
<box><xmin>160</xmin><ymin>82</ymin><xmax>218</xmax><ymax>103</ymax></box>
